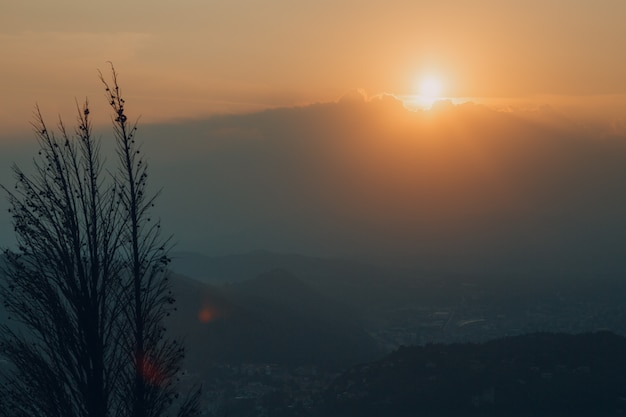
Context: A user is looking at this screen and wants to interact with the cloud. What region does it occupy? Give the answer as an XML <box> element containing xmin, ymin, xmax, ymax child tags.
<box><xmin>338</xmin><ymin>89</ymin><xmax>368</xmax><ymax>104</ymax></box>
<box><xmin>3</xmin><ymin>96</ymin><xmax>626</xmax><ymax>277</ymax></box>
<box><xmin>113</xmin><ymin>97</ymin><xmax>625</xmax><ymax>275</ymax></box>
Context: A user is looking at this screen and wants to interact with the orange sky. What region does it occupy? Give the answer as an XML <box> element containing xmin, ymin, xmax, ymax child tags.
<box><xmin>2</xmin><ymin>1</ymin><xmax>626</xmax><ymax>133</ymax></box>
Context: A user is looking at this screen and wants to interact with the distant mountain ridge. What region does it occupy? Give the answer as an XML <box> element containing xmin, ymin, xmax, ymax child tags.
<box><xmin>167</xmin><ymin>269</ymin><xmax>383</xmax><ymax>371</ymax></box>
<box><xmin>168</xmin><ymin>249</ymin><xmax>403</xmax><ymax>285</ymax></box>
<box><xmin>167</xmin><ymin>250</ymin><xmax>451</xmax><ymax>317</ymax></box>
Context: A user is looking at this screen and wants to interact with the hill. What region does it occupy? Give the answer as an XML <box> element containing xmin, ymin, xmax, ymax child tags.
<box><xmin>168</xmin><ymin>250</ymin><xmax>626</xmax><ymax>350</ymax></box>
<box><xmin>318</xmin><ymin>331</ymin><xmax>626</xmax><ymax>416</ymax></box>
<box><xmin>0</xmin><ymin>256</ymin><xmax>383</xmax><ymax>372</ymax></box>
<box><xmin>167</xmin><ymin>270</ymin><xmax>383</xmax><ymax>371</ymax></box>
<box><xmin>167</xmin><ymin>250</ymin><xmax>452</xmax><ymax>318</ymax></box>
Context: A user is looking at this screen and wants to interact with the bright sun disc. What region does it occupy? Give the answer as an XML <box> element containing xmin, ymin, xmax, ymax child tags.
<box><xmin>405</xmin><ymin>75</ymin><xmax>445</xmax><ymax>109</ymax></box>
<box><xmin>419</xmin><ymin>76</ymin><xmax>442</xmax><ymax>98</ymax></box>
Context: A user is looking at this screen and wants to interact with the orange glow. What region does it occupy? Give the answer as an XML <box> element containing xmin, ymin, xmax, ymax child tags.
<box><xmin>401</xmin><ymin>74</ymin><xmax>449</xmax><ymax>109</ymax></box>
<box><xmin>2</xmin><ymin>2</ymin><xmax>626</xmax><ymax>136</ymax></box>
<box><xmin>138</xmin><ymin>357</ymin><xmax>162</xmax><ymax>386</ymax></box>
<box><xmin>198</xmin><ymin>306</ymin><xmax>215</xmax><ymax>323</ymax></box>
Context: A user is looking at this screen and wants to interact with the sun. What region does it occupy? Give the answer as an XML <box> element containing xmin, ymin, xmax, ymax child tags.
<box><xmin>401</xmin><ymin>73</ymin><xmax>454</xmax><ymax>110</ymax></box>
<box><xmin>404</xmin><ymin>75</ymin><xmax>445</xmax><ymax>109</ymax></box>
<box><xmin>419</xmin><ymin>76</ymin><xmax>442</xmax><ymax>99</ymax></box>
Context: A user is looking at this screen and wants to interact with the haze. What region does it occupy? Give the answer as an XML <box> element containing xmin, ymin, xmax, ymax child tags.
<box><xmin>2</xmin><ymin>1</ymin><xmax>626</xmax><ymax>277</ymax></box>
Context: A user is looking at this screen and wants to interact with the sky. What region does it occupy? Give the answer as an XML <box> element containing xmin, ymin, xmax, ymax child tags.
<box><xmin>2</xmin><ymin>1</ymin><xmax>626</xmax><ymax>276</ymax></box>
<box><xmin>2</xmin><ymin>1</ymin><xmax>626</xmax><ymax>131</ymax></box>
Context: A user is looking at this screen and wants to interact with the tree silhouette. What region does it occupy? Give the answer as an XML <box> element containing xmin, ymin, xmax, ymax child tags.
<box><xmin>0</xmin><ymin>66</ymin><xmax>200</xmax><ymax>417</ymax></box>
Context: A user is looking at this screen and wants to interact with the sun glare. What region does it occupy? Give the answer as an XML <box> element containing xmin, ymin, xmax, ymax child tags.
<box><xmin>404</xmin><ymin>75</ymin><xmax>446</xmax><ymax>109</ymax></box>
<box><xmin>419</xmin><ymin>76</ymin><xmax>442</xmax><ymax>99</ymax></box>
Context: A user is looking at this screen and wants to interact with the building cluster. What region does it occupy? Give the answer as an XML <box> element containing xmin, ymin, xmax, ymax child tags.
<box><xmin>190</xmin><ymin>281</ymin><xmax>626</xmax><ymax>416</ymax></box>
<box><xmin>368</xmin><ymin>285</ymin><xmax>626</xmax><ymax>349</ymax></box>
<box><xmin>195</xmin><ymin>363</ymin><xmax>339</xmax><ymax>416</ymax></box>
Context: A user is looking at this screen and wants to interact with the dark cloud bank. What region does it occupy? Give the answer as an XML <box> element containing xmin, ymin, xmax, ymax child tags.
<box><xmin>3</xmin><ymin>95</ymin><xmax>626</xmax><ymax>279</ymax></box>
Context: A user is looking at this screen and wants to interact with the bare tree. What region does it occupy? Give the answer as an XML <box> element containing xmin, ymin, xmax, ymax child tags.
<box><xmin>0</xmin><ymin>67</ymin><xmax>200</xmax><ymax>417</ymax></box>
<box><xmin>0</xmin><ymin>101</ymin><xmax>127</xmax><ymax>417</ymax></box>
<box><xmin>99</xmin><ymin>68</ymin><xmax>199</xmax><ymax>417</ymax></box>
